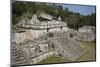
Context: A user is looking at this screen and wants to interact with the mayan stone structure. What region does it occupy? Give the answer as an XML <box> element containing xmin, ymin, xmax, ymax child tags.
<box><xmin>11</xmin><ymin>13</ymin><xmax>86</xmax><ymax>65</ymax></box>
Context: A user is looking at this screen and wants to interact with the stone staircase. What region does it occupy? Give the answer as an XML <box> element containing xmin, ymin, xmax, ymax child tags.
<box><xmin>11</xmin><ymin>42</ymin><xmax>29</xmax><ymax>65</ymax></box>
<box><xmin>49</xmin><ymin>32</ymin><xmax>86</xmax><ymax>61</ymax></box>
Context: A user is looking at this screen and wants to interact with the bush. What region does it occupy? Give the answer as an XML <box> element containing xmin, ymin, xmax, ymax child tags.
<box><xmin>22</xmin><ymin>12</ymin><xmax>33</xmax><ymax>19</ymax></box>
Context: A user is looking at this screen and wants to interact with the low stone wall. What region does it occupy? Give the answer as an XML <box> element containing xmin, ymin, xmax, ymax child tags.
<box><xmin>67</xmin><ymin>28</ymin><xmax>95</xmax><ymax>42</ymax></box>
<box><xmin>32</xmin><ymin>50</ymin><xmax>55</xmax><ymax>64</ymax></box>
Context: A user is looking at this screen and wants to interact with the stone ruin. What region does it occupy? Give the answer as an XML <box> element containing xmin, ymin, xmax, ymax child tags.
<box><xmin>78</xmin><ymin>26</ymin><xmax>95</xmax><ymax>41</ymax></box>
<box><xmin>67</xmin><ymin>26</ymin><xmax>96</xmax><ymax>42</ymax></box>
<box><xmin>11</xmin><ymin>13</ymin><xmax>86</xmax><ymax>65</ymax></box>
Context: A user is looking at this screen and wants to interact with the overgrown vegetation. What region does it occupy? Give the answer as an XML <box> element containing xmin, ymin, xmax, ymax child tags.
<box><xmin>12</xmin><ymin>1</ymin><xmax>96</xmax><ymax>30</ymax></box>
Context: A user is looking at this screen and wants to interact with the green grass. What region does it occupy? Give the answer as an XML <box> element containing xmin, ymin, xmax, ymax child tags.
<box><xmin>38</xmin><ymin>55</ymin><xmax>68</xmax><ymax>64</ymax></box>
<box><xmin>77</xmin><ymin>41</ymin><xmax>96</xmax><ymax>61</ymax></box>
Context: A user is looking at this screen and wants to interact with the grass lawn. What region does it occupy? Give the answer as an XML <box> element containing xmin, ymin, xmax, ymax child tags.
<box><xmin>38</xmin><ymin>55</ymin><xmax>68</xmax><ymax>64</ymax></box>
<box><xmin>77</xmin><ymin>41</ymin><xmax>96</xmax><ymax>61</ymax></box>
<box><xmin>37</xmin><ymin>41</ymin><xmax>96</xmax><ymax>64</ymax></box>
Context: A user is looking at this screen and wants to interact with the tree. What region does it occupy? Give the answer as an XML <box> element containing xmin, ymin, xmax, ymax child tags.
<box><xmin>67</xmin><ymin>13</ymin><xmax>80</xmax><ymax>29</ymax></box>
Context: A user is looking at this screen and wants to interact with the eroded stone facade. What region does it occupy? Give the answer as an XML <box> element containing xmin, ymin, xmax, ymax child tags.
<box><xmin>12</xmin><ymin>13</ymin><xmax>92</xmax><ymax>65</ymax></box>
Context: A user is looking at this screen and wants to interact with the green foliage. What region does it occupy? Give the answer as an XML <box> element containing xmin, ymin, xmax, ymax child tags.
<box><xmin>67</xmin><ymin>13</ymin><xmax>80</xmax><ymax>30</ymax></box>
<box><xmin>12</xmin><ymin>15</ymin><xmax>21</xmax><ymax>25</ymax></box>
<box><xmin>22</xmin><ymin>12</ymin><xmax>33</xmax><ymax>19</ymax></box>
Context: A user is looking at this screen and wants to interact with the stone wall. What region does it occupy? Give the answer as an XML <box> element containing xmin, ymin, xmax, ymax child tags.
<box><xmin>66</xmin><ymin>27</ymin><xmax>96</xmax><ymax>42</ymax></box>
<box><xmin>32</xmin><ymin>50</ymin><xmax>55</xmax><ymax>64</ymax></box>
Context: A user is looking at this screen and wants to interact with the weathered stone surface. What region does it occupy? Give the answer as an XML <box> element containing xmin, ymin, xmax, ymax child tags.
<box><xmin>30</xmin><ymin>14</ymin><xmax>40</xmax><ymax>24</ymax></box>
<box><xmin>11</xmin><ymin>38</ymin><xmax>55</xmax><ymax>65</ymax></box>
<box><xmin>11</xmin><ymin>42</ymin><xmax>29</xmax><ymax>65</ymax></box>
<box><xmin>17</xmin><ymin>17</ymin><xmax>30</xmax><ymax>27</ymax></box>
<box><xmin>38</xmin><ymin>12</ymin><xmax>53</xmax><ymax>20</ymax></box>
<box><xmin>67</xmin><ymin>27</ymin><xmax>96</xmax><ymax>41</ymax></box>
<box><xmin>16</xmin><ymin>13</ymin><xmax>67</xmax><ymax>31</ymax></box>
<box><xmin>12</xmin><ymin>30</ymin><xmax>36</xmax><ymax>43</ymax></box>
<box><xmin>78</xmin><ymin>26</ymin><xmax>95</xmax><ymax>34</ymax></box>
<box><xmin>12</xmin><ymin>13</ymin><xmax>95</xmax><ymax>65</ymax></box>
<box><xmin>58</xmin><ymin>16</ymin><xmax>62</xmax><ymax>21</ymax></box>
<box><xmin>48</xmin><ymin>32</ymin><xmax>86</xmax><ymax>61</ymax></box>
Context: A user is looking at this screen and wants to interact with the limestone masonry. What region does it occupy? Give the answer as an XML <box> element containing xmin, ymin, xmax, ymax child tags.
<box><xmin>11</xmin><ymin>13</ymin><xmax>95</xmax><ymax>65</ymax></box>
